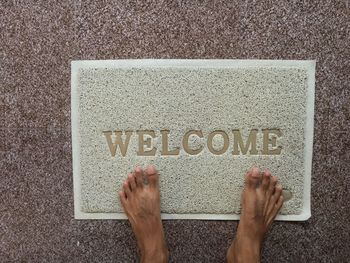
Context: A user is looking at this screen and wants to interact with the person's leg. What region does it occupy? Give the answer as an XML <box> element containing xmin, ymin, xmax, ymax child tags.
<box><xmin>119</xmin><ymin>165</ymin><xmax>169</xmax><ymax>263</ymax></box>
<box><xmin>226</xmin><ymin>166</ymin><xmax>284</xmax><ymax>263</ymax></box>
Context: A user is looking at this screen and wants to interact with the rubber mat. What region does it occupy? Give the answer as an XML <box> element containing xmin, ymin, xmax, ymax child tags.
<box><xmin>71</xmin><ymin>59</ymin><xmax>315</xmax><ymax>220</ymax></box>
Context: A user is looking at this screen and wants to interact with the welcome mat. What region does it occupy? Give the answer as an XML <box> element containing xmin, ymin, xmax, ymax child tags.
<box><xmin>71</xmin><ymin>59</ymin><xmax>315</xmax><ymax>221</ymax></box>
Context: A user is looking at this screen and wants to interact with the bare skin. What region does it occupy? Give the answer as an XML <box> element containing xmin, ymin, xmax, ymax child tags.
<box><xmin>119</xmin><ymin>165</ymin><xmax>169</xmax><ymax>263</ymax></box>
<box><xmin>119</xmin><ymin>165</ymin><xmax>283</xmax><ymax>263</ymax></box>
<box><xmin>226</xmin><ymin>166</ymin><xmax>284</xmax><ymax>263</ymax></box>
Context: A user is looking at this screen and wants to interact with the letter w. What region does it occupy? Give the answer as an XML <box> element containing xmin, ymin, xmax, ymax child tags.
<box><xmin>103</xmin><ymin>131</ymin><xmax>132</xmax><ymax>157</ymax></box>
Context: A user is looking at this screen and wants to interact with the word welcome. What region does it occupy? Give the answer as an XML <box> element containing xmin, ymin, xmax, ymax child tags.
<box><xmin>103</xmin><ymin>129</ymin><xmax>282</xmax><ymax>157</ymax></box>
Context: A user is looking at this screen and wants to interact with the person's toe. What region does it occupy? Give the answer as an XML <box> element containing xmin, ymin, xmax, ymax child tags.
<box><xmin>267</xmin><ymin>195</ymin><xmax>284</xmax><ymax>226</ymax></box>
<box><xmin>264</xmin><ymin>174</ymin><xmax>277</xmax><ymax>213</ymax></box>
<box><xmin>267</xmin><ymin>175</ymin><xmax>277</xmax><ymax>198</ymax></box>
<box><xmin>267</xmin><ymin>184</ymin><xmax>282</xmax><ymax>216</ymax></box>
<box><xmin>134</xmin><ymin>166</ymin><xmax>144</xmax><ymax>188</ymax></box>
<box><xmin>119</xmin><ymin>191</ymin><xmax>127</xmax><ymax>205</ymax></box>
<box><xmin>272</xmin><ymin>184</ymin><xmax>283</xmax><ymax>203</ymax></box>
<box><xmin>275</xmin><ymin>195</ymin><xmax>284</xmax><ymax>211</ymax></box>
<box><xmin>245</xmin><ymin>166</ymin><xmax>261</xmax><ymax>189</ymax></box>
<box><xmin>261</xmin><ymin>169</ymin><xmax>271</xmax><ymax>191</ymax></box>
<box><xmin>128</xmin><ymin>173</ymin><xmax>136</xmax><ymax>191</ymax></box>
<box><xmin>123</xmin><ymin>181</ymin><xmax>131</xmax><ymax>197</ymax></box>
<box><xmin>145</xmin><ymin>164</ymin><xmax>159</xmax><ymax>187</ymax></box>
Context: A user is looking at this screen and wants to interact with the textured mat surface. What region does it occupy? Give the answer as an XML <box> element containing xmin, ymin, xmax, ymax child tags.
<box><xmin>71</xmin><ymin>59</ymin><xmax>315</xmax><ymax>220</ymax></box>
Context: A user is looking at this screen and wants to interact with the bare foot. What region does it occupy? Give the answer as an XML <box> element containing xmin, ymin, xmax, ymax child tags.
<box><xmin>119</xmin><ymin>165</ymin><xmax>169</xmax><ymax>263</ymax></box>
<box><xmin>227</xmin><ymin>166</ymin><xmax>284</xmax><ymax>263</ymax></box>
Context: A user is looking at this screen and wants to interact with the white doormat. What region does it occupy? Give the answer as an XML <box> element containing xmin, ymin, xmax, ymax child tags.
<box><xmin>71</xmin><ymin>59</ymin><xmax>315</xmax><ymax>221</ymax></box>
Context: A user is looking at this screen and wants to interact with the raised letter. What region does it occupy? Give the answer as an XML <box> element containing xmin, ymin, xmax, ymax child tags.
<box><xmin>161</xmin><ymin>130</ymin><xmax>180</xmax><ymax>155</ymax></box>
<box><xmin>207</xmin><ymin>130</ymin><xmax>229</xmax><ymax>155</ymax></box>
<box><xmin>137</xmin><ymin>130</ymin><xmax>156</xmax><ymax>156</ymax></box>
<box><xmin>103</xmin><ymin>130</ymin><xmax>132</xmax><ymax>157</ymax></box>
<box><xmin>262</xmin><ymin>129</ymin><xmax>282</xmax><ymax>155</ymax></box>
<box><xmin>232</xmin><ymin>129</ymin><xmax>258</xmax><ymax>155</ymax></box>
<box><xmin>182</xmin><ymin>130</ymin><xmax>204</xmax><ymax>155</ymax></box>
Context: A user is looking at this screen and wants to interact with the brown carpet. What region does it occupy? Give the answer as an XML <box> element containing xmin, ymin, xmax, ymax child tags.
<box><xmin>1</xmin><ymin>0</ymin><xmax>349</xmax><ymax>262</ymax></box>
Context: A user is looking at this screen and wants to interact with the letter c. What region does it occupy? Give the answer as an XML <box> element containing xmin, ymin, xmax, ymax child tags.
<box><xmin>182</xmin><ymin>130</ymin><xmax>204</xmax><ymax>155</ymax></box>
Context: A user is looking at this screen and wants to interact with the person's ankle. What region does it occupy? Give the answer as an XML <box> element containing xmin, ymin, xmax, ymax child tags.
<box><xmin>139</xmin><ymin>227</ymin><xmax>168</xmax><ymax>262</ymax></box>
<box><xmin>231</xmin><ymin>236</ymin><xmax>262</xmax><ymax>263</ymax></box>
<box><xmin>141</xmin><ymin>245</ymin><xmax>169</xmax><ymax>263</ymax></box>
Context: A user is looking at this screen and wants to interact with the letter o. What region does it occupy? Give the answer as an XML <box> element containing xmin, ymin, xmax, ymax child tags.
<box><xmin>207</xmin><ymin>131</ymin><xmax>229</xmax><ymax>155</ymax></box>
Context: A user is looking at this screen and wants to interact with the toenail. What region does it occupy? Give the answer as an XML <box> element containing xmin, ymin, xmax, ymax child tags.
<box><xmin>252</xmin><ymin>170</ymin><xmax>260</xmax><ymax>177</ymax></box>
<box><xmin>146</xmin><ymin>165</ymin><xmax>157</xmax><ymax>174</ymax></box>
